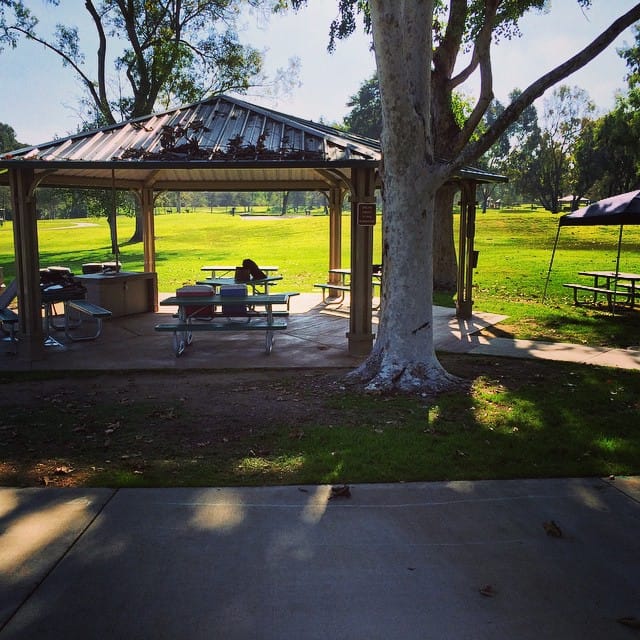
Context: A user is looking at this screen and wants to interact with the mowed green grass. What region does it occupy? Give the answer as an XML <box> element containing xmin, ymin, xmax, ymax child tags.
<box><xmin>1</xmin><ymin>206</ymin><xmax>639</xmax><ymax>346</ymax></box>
<box><xmin>1</xmin><ymin>207</ymin><xmax>639</xmax><ymax>487</ymax></box>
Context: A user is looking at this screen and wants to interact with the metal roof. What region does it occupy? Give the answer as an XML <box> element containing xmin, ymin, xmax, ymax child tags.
<box><xmin>0</xmin><ymin>93</ymin><xmax>505</xmax><ymax>192</ymax></box>
<box><xmin>0</xmin><ymin>94</ymin><xmax>382</xmax><ymax>192</ymax></box>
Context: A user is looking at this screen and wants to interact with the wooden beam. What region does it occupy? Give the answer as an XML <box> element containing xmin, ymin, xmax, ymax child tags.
<box><xmin>141</xmin><ymin>187</ymin><xmax>158</xmax><ymax>311</ymax></box>
<box><xmin>328</xmin><ymin>187</ymin><xmax>345</xmax><ymax>282</ymax></box>
<box><xmin>456</xmin><ymin>181</ymin><xmax>477</xmax><ymax>319</ymax></box>
<box><xmin>347</xmin><ymin>167</ymin><xmax>376</xmax><ymax>356</ymax></box>
<box><xmin>9</xmin><ymin>168</ymin><xmax>44</xmax><ymax>354</ymax></box>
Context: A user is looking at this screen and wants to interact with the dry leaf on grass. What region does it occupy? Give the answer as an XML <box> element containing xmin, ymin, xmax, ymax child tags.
<box><xmin>617</xmin><ymin>617</ymin><xmax>640</xmax><ymax>629</ymax></box>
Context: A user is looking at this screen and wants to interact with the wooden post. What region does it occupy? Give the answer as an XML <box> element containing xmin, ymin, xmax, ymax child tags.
<box><xmin>347</xmin><ymin>167</ymin><xmax>376</xmax><ymax>356</ymax></box>
<box><xmin>456</xmin><ymin>181</ymin><xmax>477</xmax><ymax>319</ymax></box>
<box><xmin>328</xmin><ymin>187</ymin><xmax>343</xmax><ymax>285</ymax></box>
<box><xmin>141</xmin><ymin>187</ymin><xmax>158</xmax><ymax>310</ymax></box>
<box><xmin>9</xmin><ymin>168</ymin><xmax>45</xmax><ymax>353</ymax></box>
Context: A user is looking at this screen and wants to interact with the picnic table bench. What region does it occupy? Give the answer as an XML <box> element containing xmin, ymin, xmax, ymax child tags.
<box><xmin>562</xmin><ymin>284</ymin><xmax>633</xmax><ymax>311</ymax></box>
<box><xmin>564</xmin><ymin>270</ymin><xmax>640</xmax><ymax>311</ymax></box>
<box><xmin>0</xmin><ymin>306</ymin><xmax>19</xmax><ymax>351</ymax></box>
<box><xmin>315</xmin><ymin>268</ymin><xmax>382</xmax><ymax>308</ymax></box>
<box><xmin>63</xmin><ymin>299</ymin><xmax>112</xmax><ymax>341</ymax></box>
<box><xmin>157</xmin><ymin>292</ymin><xmax>296</xmax><ymax>356</ymax></box>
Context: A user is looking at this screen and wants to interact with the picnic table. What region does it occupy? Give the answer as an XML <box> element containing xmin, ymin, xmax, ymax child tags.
<box><xmin>563</xmin><ymin>270</ymin><xmax>640</xmax><ymax>311</ymax></box>
<box><xmin>156</xmin><ymin>292</ymin><xmax>295</xmax><ymax>356</ymax></box>
<box><xmin>314</xmin><ymin>268</ymin><xmax>382</xmax><ymax>308</ymax></box>
<box><xmin>200</xmin><ymin>265</ymin><xmax>279</xmax><ymax>277</ymax></box>
<box><xmin>197</xmin><ymin>275</ymin><xmax>283</xmax><ymax>295</ymax></box>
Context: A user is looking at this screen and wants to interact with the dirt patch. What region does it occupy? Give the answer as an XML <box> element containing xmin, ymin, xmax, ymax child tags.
<box><xmin>0</xmin><ymin>368</ymin><xmax>352</xmax><ymax>486</ymax></box>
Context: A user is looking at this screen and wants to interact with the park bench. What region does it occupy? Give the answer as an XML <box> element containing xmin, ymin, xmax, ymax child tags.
<box><xmin>314</xmin><ymin>282</ymin><xmax>351</xmax><ymax>304</ymax></box>
<box><xmin>562</xmin><ymin>283</ymin><xmax>633</xmax><ymax>311</ymax></box>
<box><xmin>0</xmin><ymin>280</ymin><xmax>19</xmax><ymax>351</ymax></box>
<box><xmin>0</xmin><ymin>307</ymin><xmax>19</xmax><ymax>351</ymax></box>
<box><xmin>155</xmin><ymin>318</ymin><xmax>288</xmax><ymax>356</ymax></box>
<box><xmin>63</xmin><ymin>299</ymin><xmax>112</xmax><ymax>341</ymax></box>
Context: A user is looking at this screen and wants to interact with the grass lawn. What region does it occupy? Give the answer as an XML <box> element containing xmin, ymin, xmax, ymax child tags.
<box><xmin>0</xmin><ymin>206</ymin><xmax>638</xmax><ymax>488</ymax></box>
<box><xmin>0</xmin><ymin>357</ymin><xmax>638</xmax><ymax>488</ymax></box>
<box><xmin>1</xmin><ymin>206</ymin><xmax>638</xmax><ymax>346</ymax></box>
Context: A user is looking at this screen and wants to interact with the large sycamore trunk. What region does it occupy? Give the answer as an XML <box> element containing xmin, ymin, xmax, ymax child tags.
<box><xmin>348</xmin><ymin>0</ymin><xmax>460</xmax><ymax>394</ymax></box>
<box><xmin>350</xmin><ymin>173</ymin><xmax>459</xmax><ymax>392</ymax></box>
<box><xmin>349</xmin><ymin>162</ymin><xmax>461</xmax><ymax>393</ymax></box>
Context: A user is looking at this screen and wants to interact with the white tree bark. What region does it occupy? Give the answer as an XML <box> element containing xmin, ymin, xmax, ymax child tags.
<box><xmin>348</xmin><ymin>0</ymin><xmax>460</xmax><ymax>393</ymax></box>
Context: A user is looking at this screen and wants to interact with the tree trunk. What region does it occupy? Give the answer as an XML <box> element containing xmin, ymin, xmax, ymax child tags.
<box><xmin>348</xmin><ymin>0</ymin><xmax>461</xmax><ymax>394</ymax></box>
<box><xmin>129</xmin><ymin>199</ymin><xmax>143</xmax><ymax>243</ymax></box>
<box><xmin>433</xmin><ymin>185</ymin><xmax>458</xmax><ymax>292</ymax></box>
<box><xmin>349</xmin><ymin>161</ymin><xmax>460</xmax><ymax>393</ymax></box>
<box><xmin>107</xmin><ymin>214</ymin><xmax>118</xmax><ymax>254</ymax></box>
<box><xmin>281</xmin><ymin>191</ymin><xmax>289</xmax><ymax>216</ymax></box>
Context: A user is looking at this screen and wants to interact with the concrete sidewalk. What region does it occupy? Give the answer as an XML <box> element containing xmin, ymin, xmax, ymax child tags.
<box><xmin>1</xmin><ymin>477</ymin><xmax>639</xmax><ymax>639</ymax></box>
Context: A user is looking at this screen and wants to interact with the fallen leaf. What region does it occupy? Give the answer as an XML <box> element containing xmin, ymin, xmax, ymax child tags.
<box><xmin>543</xmin><ymin>520</ymin><xmax>563</xmax><ymax>538</ymax></box>
<box><xmin>329</xmin><ymin>485</ymin><xmax>351</xmax><ymax>499</ymax></box>
<box><xmin>54</xmin><ymin>466</ymin><xmax>73</xmax><ymax>475</ymax></box>
<box><xmin>479</xmin><ymin>584</ymin><xmax>497</xmax><ymax>597</ymax></box>
<box><xmin>617</xmin><ymin>617</ymin><xmax>640</xmax><ymax>629</ymax></box>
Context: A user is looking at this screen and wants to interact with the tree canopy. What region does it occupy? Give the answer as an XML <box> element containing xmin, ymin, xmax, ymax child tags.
<box><xmin>0</xmin><ymin>0</ymin><xmax>287</xmax><ymax>126</ymax></box>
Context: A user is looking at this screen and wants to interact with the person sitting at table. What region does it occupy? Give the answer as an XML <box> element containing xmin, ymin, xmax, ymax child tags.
<box><xmin>242</xmin><ymin>258</ymin><xmax>267</xmax><ymax>281</ymax></box>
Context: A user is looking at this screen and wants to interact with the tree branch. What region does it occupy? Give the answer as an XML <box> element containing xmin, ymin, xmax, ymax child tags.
<box><xmin>84</xmin><ymin>0</ymin><xmax>115</xmax><ymax>124</ymax></box>
<box><xmin>456</xmin><ymin>0</ymin><xmax>499</xmax><ymax>146</ymax></box>
<box><xmin>7</xmin><ymin>24</ymin><xmax>106</xmax><ymax>124</ymax></box>
<box><xmin>458</xmin><ymin>2</ymin><xmax>640</xmax><ymax>168</ymax></box>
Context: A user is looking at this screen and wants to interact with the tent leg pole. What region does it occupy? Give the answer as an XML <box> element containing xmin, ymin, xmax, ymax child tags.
<box><xmin>543</xmin><ymin>223</ymin><xmax>561</xmax><ymax>303</ymax></box>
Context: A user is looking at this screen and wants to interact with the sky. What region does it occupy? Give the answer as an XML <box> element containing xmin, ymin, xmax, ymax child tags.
<box><xmin>0</xmin><ymin>1</ymin><xmax>638</xmax><ymax>146</ymax></box>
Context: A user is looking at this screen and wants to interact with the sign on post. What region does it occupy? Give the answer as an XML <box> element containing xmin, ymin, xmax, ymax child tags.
<box><xmin>357</xmin><ymin>202</ymin><xmax>377</xmax><ymax>226</ymax></box>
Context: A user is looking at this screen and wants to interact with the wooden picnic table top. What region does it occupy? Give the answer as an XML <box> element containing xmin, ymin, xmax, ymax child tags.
<box><xmin>160</xmin><ymin>292</ymin><xmax>293</xmax><ymax>307</ymax></box>
<box><xmin>578</xmin><ymin>270</ymin><xmax>640</xmax><ymax>281</ymax></box>
<box><xmin>200</xmin><ymin>265</ymin><xmax>279</xmax><ymax>273</ymax></box>
<box><xmin>197</xmin><ymin>275</ymin><xmax>283</xmax><ymax>287</ymax></box>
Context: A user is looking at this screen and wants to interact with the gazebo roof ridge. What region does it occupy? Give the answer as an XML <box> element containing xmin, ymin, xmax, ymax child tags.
<box><xmin>0</xmin><ymin>94</ymin><xmax>382</xmax><ymax>166</ymax></box>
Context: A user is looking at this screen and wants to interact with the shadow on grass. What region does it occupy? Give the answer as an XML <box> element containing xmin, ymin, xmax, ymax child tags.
<box><xmin>0</xmin><ymin>358</ymin><xmax>638</xmax><ymax>488</ymax></box>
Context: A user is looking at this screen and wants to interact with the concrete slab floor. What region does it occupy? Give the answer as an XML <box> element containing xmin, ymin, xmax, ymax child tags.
<box><xmin>0</xmin><ymin>478</ymin><xmax>639</xmax><ymax>639</ymax></box>
<box><xmin>2</xmin><ymin>293</ymin><xmax>638</xmax><ymax>370</ymax></box>
<box><xmin>0</xmin><ymin>294</ymin><xmax>507</xmax><ymax>372</ymax></box>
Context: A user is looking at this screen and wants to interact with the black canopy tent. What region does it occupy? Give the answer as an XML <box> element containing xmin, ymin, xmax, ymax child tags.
<box><xmin>543</xmin><ymin>189</ymin><xmax>640</xmax><ymax>302</ymax></box>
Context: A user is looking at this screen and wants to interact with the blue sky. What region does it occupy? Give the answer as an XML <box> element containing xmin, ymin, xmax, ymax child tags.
<box><xmin>0</xmin><ymin>1</ymin><xmax>638</xmax><ymax>145</ymax></box>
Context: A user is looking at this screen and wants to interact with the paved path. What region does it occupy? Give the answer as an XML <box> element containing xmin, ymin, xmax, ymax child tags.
<box><xmin>1</xmin><ymin>478</ymin><xmax>639</xmax><ymax>639</ymax></box>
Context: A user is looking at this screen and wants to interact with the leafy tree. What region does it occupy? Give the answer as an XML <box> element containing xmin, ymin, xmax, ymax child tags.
<box><xmin>343</xmin><ymin>73</ymin><xmax>382</xmax><ymax>139</ymax></box>
<box><xmin>1</xmin><ymin>0</ymin><xmax>289</xmax><ymax>240</ymax></box>
<box><xmin>1</xmin><ymin>1</ymin><xmax>273</xmax><ymax>125</ymax></box>
<box><xmin>509</xmin><ymin>85</ymin><xmax>595</xmax><ymax>212</ymax></box>
<box><xmin>589</xmin><ymin>100</ymin><xmax>640</xmax><ymax>195</ymax></box>
<box><xmin>282</xmin><ymin>0</ymin><xmax>640</xmax><ymax>393</ymax></box>
<box><xmin>581</xmin><ymin>24</ymin><xmax>640</xmax><ymax>196</ymax></box>
<box><xmin>568</xmin><ymin>118</ymin><xmax>604</xmax><ymax>203</ymax></box>
<box><xmin>0</xmin><ymin>122</ymin><xmax>23</xmax><ymax>152</ymax></box>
